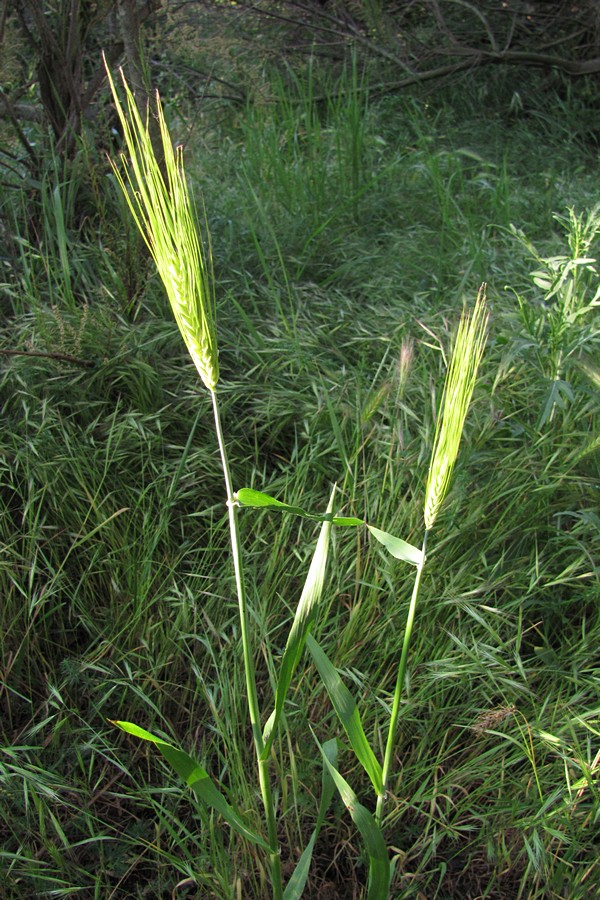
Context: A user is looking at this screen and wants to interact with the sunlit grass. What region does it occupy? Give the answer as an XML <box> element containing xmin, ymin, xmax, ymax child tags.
<box><xmin>0</xmin><ymin>60</ymin><xmax>598</xmax><ymax>899</ymax></box>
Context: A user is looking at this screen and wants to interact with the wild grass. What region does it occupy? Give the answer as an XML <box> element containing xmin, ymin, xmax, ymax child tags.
<box><xmin>0</xmin><ymin>62</ymin><xmax>598</xmax><ymax>897</ymax></box>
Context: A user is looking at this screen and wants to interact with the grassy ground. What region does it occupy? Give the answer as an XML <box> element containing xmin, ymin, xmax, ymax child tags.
<box><xmin>1</xmin><ymin>58</ymin><xmax>599</xmax><ymax>898</ymax></box>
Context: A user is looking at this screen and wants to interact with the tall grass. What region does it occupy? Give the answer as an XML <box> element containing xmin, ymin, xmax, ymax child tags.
<box><xmin>0</xmin><ymin>60</ymin><xmax>598</xmax><ymax>898</ymax></box>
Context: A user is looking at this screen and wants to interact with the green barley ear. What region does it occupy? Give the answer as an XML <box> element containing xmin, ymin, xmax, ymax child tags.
<box><xmin>423</xmin><ymin>285</ymin><xmax>489</xmax><ymax>531</ymax></box>
<box><xmin>105</xmin><ymin>60</ymin><xmax>219</xmax><ymax>392</ymax></box>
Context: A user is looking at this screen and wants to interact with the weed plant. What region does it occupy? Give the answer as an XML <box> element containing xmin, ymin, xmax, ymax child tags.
<box><xmin>0</xmin><ymin>58</ymin><xmax>598</xmax><ymax>899</ymax></box>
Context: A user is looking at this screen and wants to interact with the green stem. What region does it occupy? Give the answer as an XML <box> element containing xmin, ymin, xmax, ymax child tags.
<box><xmin>376</xmin><ymin>529</ymin><xmax>430</xmax><ymax>827</ymax></box>
<box><xmin>210</xmin><ymin>389</ymin><xmax>282</xmax><ymax>900</ymax></box>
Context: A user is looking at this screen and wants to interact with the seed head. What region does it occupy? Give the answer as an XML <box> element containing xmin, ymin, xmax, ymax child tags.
<box><xmin>423</xmin><ymin>286</ymin><xmax>489</xmax><ymax>531</ymax></box>
<box><xmin>105</xmin><ymin>62</ymin><xmax>219</xmax><ymax>392</ymax></box>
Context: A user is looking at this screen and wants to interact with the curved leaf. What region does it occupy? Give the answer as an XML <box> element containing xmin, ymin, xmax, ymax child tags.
<box><xmin>306</xmin><ymin>634</ymin><xmax>383</xmax><ymax>797</ymax></box>
<box><xmin>261</xmin><ymin>487</ymin><xmax>336</xmax><ymax>758</ymax></box>
<box><xmin>110</xmin><ymin>720</ymin><xmax>269</xmax><ymax>850</ymax></box>
<box><xmin>235</xmin><ymin>488</ymin><xmax>363</xmax><ymax>526</ymax></box>
<box><xmin>367</xmin><ymin>525</ymin><xmax>424</xmax><ymax>566</ymax></box>
<box><xmin>283</xmin><ymin>739</ymin><xmax>337</xmax><ymax>900</ymax></box>
<box><xmin>315</xmin><ymin>735</ymin><xmax>391</xmax><ymax>900</ymax></box>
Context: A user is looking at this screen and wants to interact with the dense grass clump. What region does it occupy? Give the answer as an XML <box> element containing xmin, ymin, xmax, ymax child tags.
<box><xmin>1</xmin><ymin>60</ymin><xmax>598</xmax><ymax>898</ymax></box>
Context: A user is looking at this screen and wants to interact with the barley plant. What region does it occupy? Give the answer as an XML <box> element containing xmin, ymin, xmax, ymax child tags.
<box><xmin>106</xmin><ymin>66</ymin><xmax>488</xmax><ymax>898</ymax></box>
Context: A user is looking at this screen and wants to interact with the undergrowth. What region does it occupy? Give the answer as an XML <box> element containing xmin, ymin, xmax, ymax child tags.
<box><xmin>0</xmin><ymin>60</ymin><xmax>598</xmax><ymax>898</ymax></box>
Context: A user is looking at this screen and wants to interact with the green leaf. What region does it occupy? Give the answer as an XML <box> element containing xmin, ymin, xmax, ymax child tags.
<box><xmin>315</xmin><ymin>736</ymin><xmax>390</xmax><ymax>900</ymax></box>
<box><xmin>538</xmin><ymin>378</ymin><xmax>574</xmax><ymax>428</ymax></box>
<box><xmin>306</xmin><ymin>634</ymin><xmax>383</xmax><ymax>797</ymax></box>
<box><xmin>235</xmin><ymin>488</ymin><xmax>363</xmax><ymax>527</ymax></box>
<box><xmin>283</xmin><ymin>739</ymin><xmax>337</xmax><ymax>900</ymax></box>
<box><xmin>367</xmin><ymin>525</ymin><xmax>424</xmax><ymax>566</ymax></box>
<box><xmin>261</xmin><ymin>487</ymin><xmax>336</xmax><ymax>758</ymax></box>
<box><xmin>110</xmin><ymin>720</ymin><xmax>269</xmax><ymax>850</ymax></box>
<box><xmin>334</xmin><ymin>516</ymin><xmax>367</xmax><ymax>526</ymax></box>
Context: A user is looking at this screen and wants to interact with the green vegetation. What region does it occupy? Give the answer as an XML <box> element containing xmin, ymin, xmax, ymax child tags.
<box><xmin>1</xmin><ymin>53</ymin><xmax>599</xmax><ymax>898</ymax></box>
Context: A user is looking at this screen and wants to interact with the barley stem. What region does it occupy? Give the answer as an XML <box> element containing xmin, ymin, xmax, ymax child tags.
<box><xmin>376</xmin><ymin>529</ymin><xmax>429</xmax><ymax>827</ymax></box>
<box><xmin>211</xmin><ymin>389</ymin><xmax>282</xmax><ymax>900</ymax></box>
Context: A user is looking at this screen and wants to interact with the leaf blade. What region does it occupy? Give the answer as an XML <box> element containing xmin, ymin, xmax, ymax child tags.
<box><xmin>315</xmin><ymin>736</ymin><xmax>390</xmax><ymax>900</ymax></box>
<box><xmin>261</xmin><ymin>486</ymin><xmax>336</xmax><ymax>758</ymax></box>
<box><xmin>283</xmin><ymin>739</ymin><xmax>337</xmax><ymax>900</ymax></box>
<box><xmin>367</xmin><ymin>525</ymin><xmax>424</xmax><ymax>566</ymax></box>
<box><xmin>235</xmin><ymin>488</ymin><xmax>363</xmax><ymax>526</ymax></box>
<box><xmin>111</xmin><ymin>720</ymin><xmax>269</xmax><ymax>850</ymax></box>
<box><xmin>306</xmin><ymin>634</ymin><xmax>383</xmax><ymax>797</ymax></box>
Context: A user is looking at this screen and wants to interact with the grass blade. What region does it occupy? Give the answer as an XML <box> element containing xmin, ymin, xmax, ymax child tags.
<box><xmin>283</xmin><ymin>738</ymin><xmax>337</xmax><ymax>900</ymax></box>
<box><xmin>110</xmin><ymin>721</ymin><xmax>270</xmax><ymax>850</ymax></box>
<box><xmin>236</xmin><ymin>487</ymin><xmax>363</xmax><ymax>526</ymax></box>
<box><xmin>261</xmin><ymin>486</ymin><xmax>336</xmax><ymax>758</ymax></box>
<box><xmin>306</xmin><ymin>633</ymin><xmax>384</xmax><ymax>797</ymax></box>
<box><xmin>367</xmin><ymin>525</ymin><xmax>424</xmax><ymax>566</ymax></box>
<box><xmin>315</xmin><ymin>735</ymin><xmax>390</xmax><ymax>900</ymax></box>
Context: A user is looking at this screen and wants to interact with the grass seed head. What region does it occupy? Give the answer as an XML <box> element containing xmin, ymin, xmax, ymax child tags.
<box><xmin>423</xmin><ymin>285</ymin><xmax>489</xmax><ymax>531</ymax></box>
<box><xmin>396</xmin><ymin>336</ymin><xmax>415</xmax><ymax>395</ymax></box>
<box><xmin>105</xmin><ymin>62</ymin><xmax>219</xmax><ymax>392</ymax></box>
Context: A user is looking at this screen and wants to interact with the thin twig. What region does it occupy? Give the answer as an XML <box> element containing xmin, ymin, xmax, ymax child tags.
<box><xmin>0</xmin><ymin>349</ymin><xmax>95</xmax><ymax>368</ymax></box>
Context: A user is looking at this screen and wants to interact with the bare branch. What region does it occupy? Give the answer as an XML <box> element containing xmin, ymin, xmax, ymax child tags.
<box><xmin>0</xmin><ymin>349</ymin><xmax>96</xmax><ymax>368</ymax></box>
<box><xmin>0</xmin><ymin>88</ymin><xmax>39</xmax><ymax>164</ymax></box>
